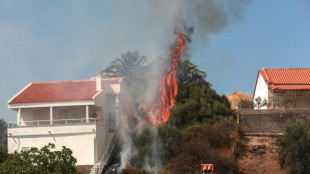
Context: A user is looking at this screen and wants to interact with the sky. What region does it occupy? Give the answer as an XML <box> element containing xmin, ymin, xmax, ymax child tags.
<box><xmin>1</xmin><ymin>0</ymin><xmax>310</xmax><ymax>122</ymax></box>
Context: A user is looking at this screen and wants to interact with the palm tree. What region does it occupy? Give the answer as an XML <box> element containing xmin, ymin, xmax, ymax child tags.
<box><xmin>177</xmin><ymin>60</ymin><xmax>211</xmax><ymax>87</ymax></box>
<box><xmin>103</xmin><ymin>51</ymin><xmax>147</xmax><ymax>78</ymax></box>
<box><xmin>103</xmin><ymin>51</ymin><xmax>148</xmax><ymax>103</ymax></box>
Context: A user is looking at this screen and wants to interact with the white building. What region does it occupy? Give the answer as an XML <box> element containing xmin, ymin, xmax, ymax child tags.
<box><xmin>253</xmin><ymin>68</ymin><xmax>310</xmax><ymax>109</ymax></box>
<box><xmin>7</xmin><ymin>76</ymin><xmax>132</xmax><ymax>171</ymax></box>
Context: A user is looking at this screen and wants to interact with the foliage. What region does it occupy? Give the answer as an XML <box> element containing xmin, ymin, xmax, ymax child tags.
<box><xmin>103</xmin><ymin>51</ymin><xmax>148</xmax><ymax>104</ymax></box>
<box><xmin>125</xmin><ymin>59</ymin><xmax>243</xmax><ymax>173</ymax></box>
<box><xmin>177</xmin><ymin>60</ymin><xmax>211</xmax><ymax>87</ymax></box>
<box><xmin>158</xmin><ymin>125</ymin><xmax>182</xmax><ymax>163</ymax></box>
<box><xmin>0</xmin><ymin>148</ymin><xmax>7</xmax><ymax>164</ymax></box>
<box><xmin>130</xmin><ymin>126</ymin><xmax>163</xmax><ymax>169</ymax></box>
<box><xmin>103</xmin><ymin>51</ymin><xmax>147</xmax><ymax>78</ymax></box>
<box><xmin>0</xmin><ymin>143</ymin><xmax>80</xmax><ymax>174</ymax></box>
<box><xmin>129</xmin><ymin>79</ymin><xmax>243</xmax><ymax>173</ymax></box>
<box><xmin>0</xmin><ymin>119</ymin><xmax>7</xmax><ymax>150</ymax></box>
<box><xmin>254</xmin><ymin>96</ymin><xmax>269</xmax><ymax>109</ymax></box>
<box><xmin>239</xmin><ymin>99</ymin><xmax>254</xmax><ymax>109</ymax></box>
<box><xmin>276</xmin><ymin>120</ymin><xmax>310</xmax><ymax>174</ymax></box>
<box><xmin>161</xmin><ymin>122</ymin><xmax>244</xmax><ymax>174</ymax></box>
<box><xmin>226</xmin><ymin>89</ymin><xmax>253</xmax><ymax>109</ymax></box>
<box><xmin>167</xmin><ymin>82</ymin><xmax>235</xmax><ymax>129</ymax></box>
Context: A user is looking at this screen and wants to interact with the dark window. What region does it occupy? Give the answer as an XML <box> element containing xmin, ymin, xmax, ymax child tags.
<box><xmin>109</xmin><ymin>112</ymin><xmax>116</xmax><ymax>133</ymax></box>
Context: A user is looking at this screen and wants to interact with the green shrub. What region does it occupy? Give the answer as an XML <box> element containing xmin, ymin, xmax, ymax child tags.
<box><xmin>0</xmin><ymin>143</ymin><xmax>80</xmax><ymax>174</ymax></box>
<box><xmin>276</xmin><ymin>120</ymin><xmax>310</xmax><ymax>174</ymax></box>
<box><xmin>239</xmin><ymin>99</ymin><xmax>254</xmax><ymax>109</ymax></box>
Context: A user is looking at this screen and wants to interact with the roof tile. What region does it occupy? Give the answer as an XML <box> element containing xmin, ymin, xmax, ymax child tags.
<box><xmin>9</xmin><ymin>78</ymin><xmax>122</xmax><ymax>104</ymax></box>
<box><xmin>259</xmin><ymin>68</ymin><xmax>310</xmax><ymax>90</ymax></box>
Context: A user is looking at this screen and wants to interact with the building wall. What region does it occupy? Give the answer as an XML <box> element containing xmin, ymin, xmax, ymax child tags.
<box><xmin>7</xmin><ymin>124</ymin><xmax>99</xmax><ymax>165</ymax></box>
<box><xmin>253</xmin><ymin>73</ymin><xmax>269</xmax><ymax>109</ymax></box>
<box><xmin>95</xmin><ymin>123</ymin><xmax>106</xmax><ymax>162</ymax></box>
<box><xmin>239</xmin><ymin>109</ymin><xmax>310</xmax><ymax>134</ymax></box>
<box><xmin>20</xmin><ymin>108</ymin><xmax>33</xmax><ymax>125</ymax></box>
<box><xmin>268</xmin><ymin>90</ymin><xmax>310</xmax><ymax>109</ymax></box>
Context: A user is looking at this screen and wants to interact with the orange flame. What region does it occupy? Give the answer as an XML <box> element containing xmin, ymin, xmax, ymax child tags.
<box><xmin>138</xmin><ymin>32</ymin><xmax>187</xmax><ymax>126</ymax></box>
<box><xmin>160</xmin><ymin>32</ymin><xmax>187</xmax><ymax>124</ymax></box>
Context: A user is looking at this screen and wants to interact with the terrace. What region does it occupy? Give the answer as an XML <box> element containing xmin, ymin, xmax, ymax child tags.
<box><xmin>8</xmin><ymin>105</ymin><xmax>104</xmax><ymax>127</ymax></box>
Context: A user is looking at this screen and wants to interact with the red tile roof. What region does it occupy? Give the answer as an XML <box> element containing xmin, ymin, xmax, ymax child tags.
<box><xmin>259</xmin><ymin>68</ymin><xmax>310</xmax><ymax>90</ymax></box>
<box><xmin>9</xmin><ymin>78</ymin><xmax>122</xmax><ymax>104</ymax></box>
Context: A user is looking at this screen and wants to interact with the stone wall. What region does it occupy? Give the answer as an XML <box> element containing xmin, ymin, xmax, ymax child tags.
<box><xmin>238</xmin><ymin>109</ymin><xmax>310</xmax><ymax>134</ymax></box>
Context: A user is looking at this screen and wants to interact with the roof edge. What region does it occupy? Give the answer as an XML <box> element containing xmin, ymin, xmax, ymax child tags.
<box><xmin>253</xmin><ymin>71</ymin><xmax>260</xmax><ymax>98</ymax></box>
<box><xmin>8</xmin><ymin>100</ymin><xmax>95</xmax><ymax>109</ymax></box>
<box><xmin>92</xmin><ymin>90</ymin><xmax>104</xmax><ymax>99</ymax></box>
<box><xmin>259</xmin><ymin>68</ymin><xmax>271</xmax><ymax>84</ymax></box>
<box><xmin>8</xmin><ymin>83</ymin><xmax>33</xmax><ymax>104</ymax></box>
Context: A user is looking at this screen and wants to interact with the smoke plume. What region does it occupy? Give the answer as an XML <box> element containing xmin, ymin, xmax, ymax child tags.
<box><xmin>118</xmin><ymin>0</ymin><xmax>250</xmax><ymax>172</ymax></box>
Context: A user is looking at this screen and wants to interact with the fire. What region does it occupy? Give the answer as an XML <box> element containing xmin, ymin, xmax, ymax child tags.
<box><xmin>138</xmin><ymin>32</ymin><xmax>188</xmax><ymax>126</ymax></box>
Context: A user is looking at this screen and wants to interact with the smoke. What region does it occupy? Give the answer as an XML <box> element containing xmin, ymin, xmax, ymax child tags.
<box><xmin>119</xmin><ymin>115</ymin><xmax>137</xmax><ymax>170</ymax></box>
<box><xmin>116</xmin><ymin>0</ymin><xmax>250</xmax><ymax>172</ymax></box>
<box><xmin>146</xmin><ymin>0</ymin><xmax>249</xmax><ymax>55</ymax></box>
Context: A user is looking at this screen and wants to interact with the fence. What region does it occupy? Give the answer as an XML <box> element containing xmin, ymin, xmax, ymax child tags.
<box><xmin>8</xmin><ymin>118</ymin><xmax>103</xmax><ymax>127</ymax></box>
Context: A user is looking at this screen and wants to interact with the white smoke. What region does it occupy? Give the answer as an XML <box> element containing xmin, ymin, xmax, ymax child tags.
<box><xmin>116</xmin><ymin>0</ymin><xmax>250</xmax><ymax>173</ymax></box>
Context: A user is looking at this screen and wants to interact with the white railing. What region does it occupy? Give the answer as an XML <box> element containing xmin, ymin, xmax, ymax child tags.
<box><xmin>8</xmin><ymin>118</ymin><xmax>104</xmax><ymax>127</ymax></box>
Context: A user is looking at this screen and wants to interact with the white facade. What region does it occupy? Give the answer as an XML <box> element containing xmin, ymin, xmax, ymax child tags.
<box><xmin>8</xmin><ymin>124</ymin><xmax>102</xmax><ymax>165</ymax></box>
<box><xmin>7</xmin><ymin>77</ymin><xmax>131</xmax><ymax>167</ymax></box>
<box><xmin>253</xmin><ymin>73</ymin><xmax>269</xmax><ymax>109</ymax></box>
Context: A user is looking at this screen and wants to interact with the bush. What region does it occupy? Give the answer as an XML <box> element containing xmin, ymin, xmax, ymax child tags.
<box><xmin>168</xmin><ymin>82</ymin><xmax>235</xmax><ymax>129</ymax></box>
<box><xmin>0</xmin><ymin>119</ymin><xmax>7</xmax><ymax>150</ymax></box>
<box><xmin>161</xmin><ymin>122</ymin><xmax>244</xmax><ymax>174</ymax></box>
<box><xmin>239</xmin><ymin>99</ymin><xmax>254</xmax><ymax>109</ymax></box>
<box><xmin>276</xmin><ymin>120</ymin><xmax>310</xmax><ymax>174</ymax></box>
<box><xmin>0</xmin><ymin>148</ymin><xmax>7</xmax><ymax>164</ymax></box>
<box><xmin>0</xmin><ymin>143</ymin><xmax>80</xmax><ymax>174</ymax></box>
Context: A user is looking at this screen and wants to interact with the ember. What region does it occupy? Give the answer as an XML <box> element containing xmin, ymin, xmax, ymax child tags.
<box><xmin>139</xmin><ymin>32</ymin><xmax>188</xmax><ymax>126</ymax></box>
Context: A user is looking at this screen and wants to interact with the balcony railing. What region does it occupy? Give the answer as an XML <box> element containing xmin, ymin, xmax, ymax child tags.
<box><xmin>8</xmin><ymin>118</ymin><xmax>103</xmax><ymax>127</ymax></box>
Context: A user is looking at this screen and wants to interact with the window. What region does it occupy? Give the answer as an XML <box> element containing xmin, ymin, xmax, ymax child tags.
<box><xmin>109</xmin><ymin>112</ymin><xmax>116</xmax><ymax>133</ymax></box>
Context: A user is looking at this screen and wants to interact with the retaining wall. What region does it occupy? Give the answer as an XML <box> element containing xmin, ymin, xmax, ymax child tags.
<box><xmin>238</xmin><ymin>109</ymin><xmax>310</xmax><ymax>134</ymax></box>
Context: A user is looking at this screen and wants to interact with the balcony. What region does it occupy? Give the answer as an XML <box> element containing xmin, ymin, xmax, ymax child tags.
<box><xmin>8</xmin><ymin>118</ymin><xmax>103</xmax><ymax>127</ymax></box>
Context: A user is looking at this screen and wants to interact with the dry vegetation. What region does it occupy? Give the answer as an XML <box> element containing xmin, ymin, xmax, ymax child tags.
<box><xmin>227</xmin><ymin>90</ymin><xmax>252</xmax><ymax>109</ymax></box>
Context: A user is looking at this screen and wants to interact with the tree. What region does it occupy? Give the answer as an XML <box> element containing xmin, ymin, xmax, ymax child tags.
<box><xmin>161</xmin><ymin>122</ymin><xmax>244</xmax><ymax>174</ymax></box>
<box><xmin>103</xmin><ymin>51</ymin><xmax>147</xmax><ymax>78</ymax></box>
<box><xmin>276</xmin><ymin>120</ymin><xmax>310</xmax><ymax>174</ymax></box>
<box><xmin>0</xmin><ymin>148</ymin><xmax>7</xmax><ymax>164</ymax></box>
<box><xmin>126</xmin><ymin>59</ymin><xmax>244</xmax><ymax>173</ymax></box>
<box><xmin>103</xmin><ymin>51</ymin><xmax>148</xmax><ymax>103</ymax></box>
<box><xmin>0</xmin><ymin>143</ymin><xmax>80</xmax><ymax>174</ymax></box>
<box><xmin>167</xmin><ymin>82</ymin><xmax>234</xmax><ymax>129</ymax></box>
<box><xmin>177</xmin><ymin>60</ymin><xmax>211</xmax><ymax>87</ymax></box>
<box><xmin>239</xmin><ymin>99</ymin><xmax>254</xmax><ymax>109</ymax></box>
<box><xmin>0</xmin><ymin>119</ymin><xmax>7</xmax><ymax>150</ymax></box>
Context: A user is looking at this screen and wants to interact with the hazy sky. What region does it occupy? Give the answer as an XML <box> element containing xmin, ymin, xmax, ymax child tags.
<box><xmin>1</xmin><ymin>0</ymin><xmax>310</xmax><ymax>122</ymax></box>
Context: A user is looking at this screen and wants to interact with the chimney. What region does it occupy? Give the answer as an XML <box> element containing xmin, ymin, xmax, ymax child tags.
<box><xmin>96</xmin><ymin>74</ymin><xmax>102</xmax><ymax>90</ymax></box>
